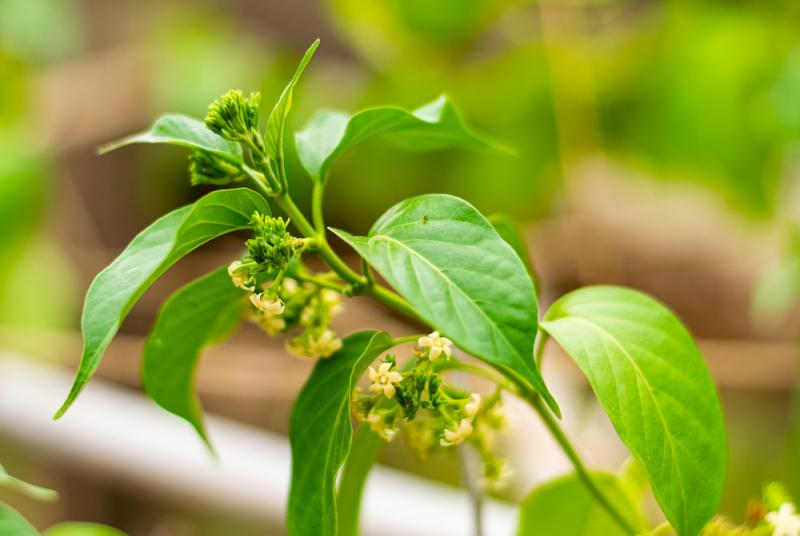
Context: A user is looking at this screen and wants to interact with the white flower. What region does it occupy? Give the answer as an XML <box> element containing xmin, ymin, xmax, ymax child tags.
<box><xmin>228</xmin><ymin>260</ymin><xmax>254</xmax><ymax>291</ymax></box>
<box><xmin>253</xmin><ymin>314</ymin><xmax>285</xmax><ymax>336</ymax></box>
<box><xmin>418</xmin><ymin>331</ymin><xmax>453</xmax><ymax>361</ymax></box>
<box><xmin>767</xmin><ymin>503</ymin><xmax>800</xmax><ymax>536</ymax></box>
<box><xmin>367</xmin><ymin>412</ymin><xmax>397</xmax><ymax>441</ymax></box>
<box><xmin>250</xmin><ymin>293</ymin><xmax>285</xmax><ymax>316</ymax></box>
<box><xmin>368</xmin><ymin>362</ymin><xmax>403</xmax><ymax>398</ymax></box>
<box><xmin>464</xmin><ymin>393</ymin><xmax>481</xmax><ymax>419</ymax></box>
<box><xmin>441</xmin><ymin>418</ymin><xmax>473</xmax><ymax>446</ymax></box>
<box><xmin>322</xmin><ymin>289</ymin><xmax>344</xmax><ymax>315</ymax></box>
<box><xmin>281</xmin><ymin>278</ymin><xmax>300</xmax><ymax>295</ymax></box>
<box><xmin>315</xmin><ymin>330</ymin><xmax>342</xmax><ymax>357</ymax></box>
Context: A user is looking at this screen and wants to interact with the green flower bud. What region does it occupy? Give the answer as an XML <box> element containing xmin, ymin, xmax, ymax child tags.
<box><xmin>245</xmin><ymin>213</ymin><xmax>297</xmax><ymax>272</ymax></box>
<box><xmin>188</xmin><ymin>149</ymin><xmax>243</xmax><ymax>186</ymax></box>
<box><xmin>205</xmin><ymin>89</ymin><xmax>261</xmax><ymax>141</ymax></box>
<box><xmin>763</xmin><ymin>481</ymin><xmax>794</xmax><ymax>512</ymax></box>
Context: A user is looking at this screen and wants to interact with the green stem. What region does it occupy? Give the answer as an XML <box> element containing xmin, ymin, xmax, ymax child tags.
<box><xmin>447</xmin><ymin>361</ymin><xmax>636</xmax><ymax>535</ymax></box>
<box><xmin>529</xmin><ymin>395</ymin><xmax>637</xmax><ymax>535</ymax></box>
<box><xmin>253</xmin><ymin>152</ymin><xmax>628</xmax><ymax>533</ymax></box>
<box><xmin>312</xmin><ymin>181</ymin><xmax>326</xmax><ymax>234</ymax></box>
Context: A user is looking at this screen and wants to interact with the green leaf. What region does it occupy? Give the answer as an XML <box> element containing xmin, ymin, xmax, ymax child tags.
<box><xmin>55</xmin><ymin>188</ymin><xmax>269</xmax><ymax>419</ymax></box>
<box><xmin>288</xmin><ymin>331</ymin><xmax>393</xmax><ymax>536</ymax></box>
<box><xmin>98</xmin><ymin>115</ymin><xmax>242</xmax><ymax>160</ymax></box>
<box><xmin>43</xmin><ymin>523</ymin><xmax>127</xmax><ymax>536</ymax></box>
<box><xmin>264</xmin><ymin>39</ymin><xmax>320</xmax><ymax>159</ymax></box>
<box><xmin>488</xmin><ymin>212</ymin><xmax>537</xmax><ymax>287</ymax></box>
<box><xmin>540</xmin><ymin>286</ymin><xmax>726</xmax><ymax>536</ymax></box>
<box><xmin>143</xmin><ymin>267</ymin><xmax>246</xmax><ymax>448</ymax></box>
<box><xmin>337</xmin><ymin>425</ymin><xmax>381</xmax><ymax>536</ymax></box>
<box><xmin>0</xmin><ymin>502</ymin><xmax>39</xmax><ymax>536</ymax></box>
<box><xmin>517</xmin><ymin>471</ymin><xmax>644</xmax><ymax>536</ymax></box>
<box><xmin>0</xmin><ymin>465</ymin><xmax>58</xmax><ymax>502</ymax></box>
<box><xmin>332</xmin><ymin>195</ymin><xmax>558</xmax><ymax>414</ymax></box>
<box><xmin>295</xmin><ymin>95</ymin><xmax>497</xmax><ymax>182</ymax></box>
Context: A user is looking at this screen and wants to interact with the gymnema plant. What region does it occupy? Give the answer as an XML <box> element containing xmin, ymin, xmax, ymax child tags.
<box><xmin>49</xmin><ymin>40</ymin><xmax>789</xmax><ymax>536</ymax></box>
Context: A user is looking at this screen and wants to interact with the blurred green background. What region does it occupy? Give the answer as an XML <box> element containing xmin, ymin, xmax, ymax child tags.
<box><xmin>1</xmin><ymin>0</ymin><xmax>800</xmax><ymax>533</ymax></box>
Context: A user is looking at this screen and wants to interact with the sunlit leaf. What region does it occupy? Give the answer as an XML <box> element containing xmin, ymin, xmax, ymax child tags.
<box><xmin>332</xmin><ymin>194</ymin><xmax>558</xmax><ymax>414</ymax></box>
<box><xmin>264</xmin><ymin>39</ymin><xmax>320</xmax><ymax>159</ymax></box>
<box><xmin>337</xmin><ymin>425</ymin><xmax>381</xmax><ymax>536</ymax></box>
<box><xmin>489</xmin><ymin>212</ymin><xmax>537</xmax><ymax>286</ymax></box>
<box><xmin>288</xmin><ymin>331</ymin><xmax>393</xmax><ymax>536</ymax></box>
<box><xmin>541</xmin><ymin>286</ymin><xmax>726</xmax><ymax>536</ymax></box>
<box><xmin>55</xmin><ymin>188</ymin><xmax>269</xmax><ymax>418</ymax></box>
<box><xmin>517</xmin><ymin>471</ymin><xmax>645</xmax><ymax>536</ymax></box>
<box><xmin>98</xmin><ymin>115</ymin><xmax>242</xmax><ymax>160</ymax></box>
<box><xmin>43</xmin><ymin>523</ymin><xmax>127</xmax><ymax>536</ymax></box>
<box><xmin>143</xmin><ymin>267</ymin><xmax>246</xmax><ymax>448</ymax></box>
<box><xmin>295</xmin><ymin>95</ymin><xmax>497</xmax><ymax>182</ymax></box>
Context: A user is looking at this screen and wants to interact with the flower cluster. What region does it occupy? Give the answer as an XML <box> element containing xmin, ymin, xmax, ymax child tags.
<box><xmin>226</xmin><ymin>214</ymin><xmax>342</xmax><ymax>358</ymax></box>
<box><xmin>245</xmin><ymin>213</ymin><xmax>309</xmax><ymax>275</ymax></box>
<box><xmin>350</xmin><ymin>333</ymin><xmax>511</xmax><ymax>490</ymax></box>
<box><xmin>205</xmin><ymin>89</ymin><xmax>262</xmax><ymax>142</ymax></box>
<box><xmin>702</xmin><ymin>482</ymin><xmax>800</xmax><ymax>535</ymax></box>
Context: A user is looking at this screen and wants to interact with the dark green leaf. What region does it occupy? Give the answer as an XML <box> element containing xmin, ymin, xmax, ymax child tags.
<box><xmin>541</xmin><ymin>286</ymin><xmax>726</xmax><ymax>536</ymax></box>
<box><xmin>288</xmin><ymin>331</ymin><xmax>393</xmax><ymax>536</ymax></box>
<box><xmin>0</xmin><ymin>503</ymin><xmax>39</xmax><ymax>536</ymax></box>
<box><xmin>98</xmin><ymin>115</ymin><xmax>242</xmax><ymax>160</ymax></box>
<box><xmin>295</xmin><ymin>95</ymin><xmax>497</xmax><ymax>182</ymax></box>
<box><xmin>337</xmin><ymin>425</ymin><xmax>381</xmax><ymax>536</ymax></box>
<box><xmin>43</xmin><ymin>523</ymin><xmax>127</xmax><ymax>536</ymax></box>
<box><xmin>143</xmin><ymin>267</ymin><xmax>245</xmax><ymax>447</ymax></box>
<box><xmin>332</xmin><ymin>195</ymin><xmax>558</xmax><ymax>414</ymax></box>
<box><xmin>264</xmin><ymin>39</ymin><xmax>320</xmax><ymax>159</ymax></box>
<box><xmin>517</xmin><ymin>472</ymin><xmax>645</xmax><ymax>536</ymax></box>
<box><xmin>55</xmin><ymin>188</ymin><xmax>269</xmax><ymax>418</ymax></box>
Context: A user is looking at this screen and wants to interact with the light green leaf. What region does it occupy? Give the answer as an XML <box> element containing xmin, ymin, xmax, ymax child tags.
<box><xmin>143</xmin><ymin>267</ymin><xmax>246</xmax><ymax>448</ymax></box>
<box><xmin>517</xmin><ymin>471</ymin><xmax>645</xmax><ymax>536</ymax></box>
<box><xmin>43</xmin><ymin>523</ymin><xmax>127</xmax><ymax>536</ymax></box>
<box><xmin>295</xmin><ymin>95</ymin><xmax>497</xmax><ymax>182</ymax></box>
<box><xmin>288</xmin><ymin>331</ymin><xmax>393</xmax><ymax>536</ymax></box>
<box><xmin>337</xmin><ymin>425</ymin><xmax>381</xmax><ymax>536</ymax></box>
<box><xmin>55</xmin><ymin>188</ymin><xmax>269</xmax><ymax>419</ymax></box>
<box><xmin>98</xmin><ymin>115</ymin><xmax>242</xmax><ymax>160</ymax></box>
<box><xmin>264</xmin><ymin>39</ymin><xmax>320</xmax><ymax>159</ymax></box>
<box><xmin>540</xmin><ymin>286</ymin><xmax>726</xmax><ymax>536</ymax></box>
<box><xmin>489</xmin><ymin>212</ymin><xmax>537</xmax><ymax>287</ymax></box>
<box><xmin>0</xmin><ymin>503</ymin><xmax>39</xmax><ymax>536</ymax></box>
<box><xmin>332</xmin><ymin>195</ymin><xmax>558</xmax><ymax>414</ymax></box>
<box><xmin>0</xmin><ymin>465</ymin><xmax>58</xmax><ymax>502</ymax></box>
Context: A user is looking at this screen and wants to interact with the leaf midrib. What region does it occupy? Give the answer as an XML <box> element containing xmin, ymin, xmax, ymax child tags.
<box><xmin>369</xmin><ymin>234</ymin><xmax>524</xmax><ymax>365</ymax></box>
<box><xmin>559</xmin><ymin>315</ymin><xmax>689</xmax><ymax>532</ymax></box>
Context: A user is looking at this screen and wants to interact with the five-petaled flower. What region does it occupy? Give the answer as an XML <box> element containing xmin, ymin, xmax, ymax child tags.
<box><xmin>250</xmin><ymin>292</ymin><xmax>285</xmax><ymax>316</ymax></box>
<box><xmin>227</xmin><ymin>260</ymin><xmax>255</xmax><ymax>291</ymax></box>
<box><xmin>441</xmin><ymin>418</ymin><xmax>473</xmax><ymax>446</ymax></box>
<box><xmin>368</xmin><ymin>362</ymin><xmax>403</xmax><ymax>398</ymax></box>
<box><xmin>418</xmin><ymin>331</ymin><xmax>453</xmax><ymax>361</ymax></box>
<box><xmin>767</xmin><ymin>503</ymin><xmax>800</xmax><ymax>536</ymax></box>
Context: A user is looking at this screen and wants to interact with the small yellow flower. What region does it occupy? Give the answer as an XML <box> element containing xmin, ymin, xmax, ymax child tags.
<box><xmin>289</xmin><ymin>330</ymin><xmax>343</xmax><ymax>359</ymax></box>
<box><xmin>227</xmin><ymin>260</ymin><xmax>255</xmax><ymax>291</ymax></box>
<box><xmin>441</xmin><ymin>418</ymin><xmax>473</xmax><ymax>446</ymax></box>
<box><xmin>418</xmin><ymin>331</ymin><xmax>453</xmax><ymax>361</ymax></box>
<box><xmin>464</xmin><ymin>393</ymin><xmax>481</xmax><ymax>419</ymax></box>
<box><xmin>250</xmin><ymin>293</ymin><xmax>285</xmax><ymax>316</ymax></box>
<box><xmin>767</xmin><ymin>503</ymin><xmax>800</xmax><ymax>536</ymax></box>
<box><xmin>253</xmin><ymin>314</ymin><xmax>285</xmax><ymax>336</ymax></box>
<box><xmin>368</xmin><ymin>362</ymin><xmax>403</xmax><ymax>398</ymax></box>
<box><xmin>367</xmin><ymin>412</ymin><xmax>397</xmax><ymax>441</ymax></box>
